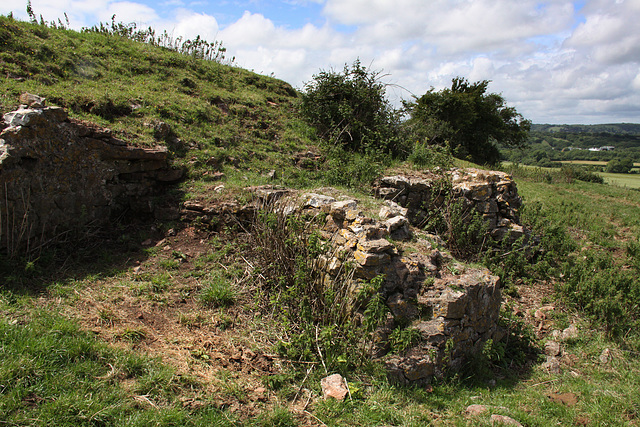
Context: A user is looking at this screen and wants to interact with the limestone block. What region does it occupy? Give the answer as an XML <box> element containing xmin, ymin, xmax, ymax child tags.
<box><xmin>387</xmin><ymin>293</ymin><xmax>418</xmax><ymax>320</ymax></box>
<box><xmin>357</xmin><ymin>238</ymin><xmax>394</xmax><ymax>254</ymax></box>
<box><xmin>380</xmin><ymin>175</ymin><xmax>411</xmax><ymax>188</ymax></box>
<box><xmin>404</xmin><ymin>357</ymin><xmax>435</xmax><ymax>381</ymax></box>
<box><xmin>331</xmin><ymin>199</ymin><xmax>357</xmax><ymax>211</ymax></box>
<box><xmin>385</xmin><ymin>355</ymin><xmax>435</xmax><ymax>384</ymax></box>
<box><xmin>301</xmin><ymin>193</ymin><xmax>336</xmax><ymax>208</ymax></box>
<box><xmin>321</xmin><ymin>374</ymin><xmax>348</xmax><ymax>400</ymax></box>
<box><xmin>473</xmin><ymin>183</ymin><xmax>493</xmax><ymax>199</ymax></box>
<box><xmin>377</xmin><ymin>187</ymin><xmax>400</xmax><ymax>199</ymax></box>
<box><xmin>415</xmin><ymin>319</ymin><xmax>446</xmax><ymax>341</ymax></box>
<box><xmin>410</xmin><ymin>178</ymin><xmax>431</xmax><ymax>192</ymax></box>
<box><xmin>345</xmin><ymin>208</ymin><xmax>361</xmax><ymax>221</ymax></box>
<box><xmin>432</xmin><ymin>291</ymin><xmax>467</xmax><ymax>319</ymax></box>
<box><xmin>379</xmin><ymin>205</ymin><xmax>395</xmax><ymax>220</ymax></box>
<box><xmin>386</xmin><ymin>216</ymin><xmax>408</xmax><ymax>232</ymax></box>
<box><xmin>475</xmin><ymin>199</ymin><xmax>499</xmax><ymax>213</ymax></box>
<box><xmin>354</xmin><ymin>250</ymin><xmax>390</xmax><ymax>266</ymax></box>
<box><xmin>19</xmin><ymin>92</ymin><xmax>46</xmax><ymax>108</ymax></box>
<box><xmin>354</xmin><ymin>264</ymin><xmax>382</xmax><ymax>280</ymax></box>
<box><xmin>327</xmin><ymin>257</ymin><xmax>342</xmax><ymax>275</ymax></box>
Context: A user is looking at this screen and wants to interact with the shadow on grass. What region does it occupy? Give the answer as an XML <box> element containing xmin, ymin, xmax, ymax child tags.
<box><xmin>0</xmin><ymin>207</ymin><xmax>181</xmax><ymax>299</ymax></box>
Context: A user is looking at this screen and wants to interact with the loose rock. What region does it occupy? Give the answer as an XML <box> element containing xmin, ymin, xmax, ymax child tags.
<box><xmin>490</xmin><ymin>414</ymin><xmax>523</xmax><ymax>426</ymax></box>
<box><xmin>544</xmin><ymin>341</ymin><xmax>561</xmax><ymax>357</ymax></box>
<box><xmin>541</xmin><ymin>355</ymin><xmax>561</xmax><ymax>374</ymax></box>
<box><xmin>321</xmin><ymin>374</ymin><xmax>348</xmax><ymax>400</ymax></box>
<box><xmin>465</xmin><ymin>404</ymin><xmax>488</xmax><ymax>417</ymax></box>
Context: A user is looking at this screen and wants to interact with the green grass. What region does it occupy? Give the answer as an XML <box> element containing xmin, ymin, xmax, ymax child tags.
<box><xmin>2</xmin><ymin>310</ymin><xmax>639</xmax><ymax>426</ymax></box>
<box><xmin>560</xmin><ymin>160</ymin><xmax>640</xmax><ymax>167</ymax></box>
<box><xmin>598</xmin><ymin>171</ymin><xmax>640</xmax><ymax>188</ymax></box>
<box><xmin>198</xmin><ymin>276</ymin><xmax>237</xmax><ymax>308</ymax></box>
<box><xmin>0</xmin><ymin>14</ymin><xmax>314</xmax><ymax>192</ymax></box>
<box><xmin>0</xmin><ymin>313</ymin><xmax>236</xmax><ymax>426</ymax></box>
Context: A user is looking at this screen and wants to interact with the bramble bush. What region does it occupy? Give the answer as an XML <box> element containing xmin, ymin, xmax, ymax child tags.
<box><xmin>300</xmin><ymin>60</ymin><xmax>404</xmax><ymax>157</ymax></box>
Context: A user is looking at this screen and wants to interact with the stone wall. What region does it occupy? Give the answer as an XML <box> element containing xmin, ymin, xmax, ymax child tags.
<box><xmin>247</xmin><ymin>189</ymin><xmax>505</xmax><ymax>385</ymax></box>
<box><xmin>0</xmin><ymin>104</ymin><xmax>182</xmax><ymax>252</ymax></box>
<box><xmin>375</xmin><ymin>169</ymin><xmax>526</xmax><ymax>242</ymax></box>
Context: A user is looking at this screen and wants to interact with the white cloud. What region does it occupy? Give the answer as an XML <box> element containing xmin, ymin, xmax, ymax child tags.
<box><xmin>96</xmin><ymin>2</ymin><xmax>159</xmax><ymax>24</ymax></box>
<box><xmin>166</xmin><ymin>9</ymin><xmax>219</xmax><ymax>41</ymax></box>
<box><xmin>322</xmin><ymin>0</ymin><xmax>574</xmax><ymax>54</ymax></box>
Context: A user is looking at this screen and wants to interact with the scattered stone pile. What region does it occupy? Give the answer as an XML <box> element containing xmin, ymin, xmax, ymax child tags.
<box><xmin>375</xmin><ymin>168</ymin><xmax>526</xmax><ymax>242</ymax></box>
<box><xmin>0</xmin><ymin>97</ymin><xmax>182</xmax><ymax>251</ymax></box>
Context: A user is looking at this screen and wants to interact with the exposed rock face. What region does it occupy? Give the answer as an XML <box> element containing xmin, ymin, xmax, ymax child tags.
<box><xmin>0</xmin><ymin>104</ymin><xmax>182</xmax><ymax>251</ymax></box>
<box><xmin>375</xmin><ymin>169</ymin><xmax>526</xmax><ymax>242</ymax></box>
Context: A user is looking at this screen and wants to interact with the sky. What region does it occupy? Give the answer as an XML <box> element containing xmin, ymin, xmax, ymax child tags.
<box><xmin>3</xmin><ymin>0</ymin><xmax>640</xmax><ymax>124</ymax></box>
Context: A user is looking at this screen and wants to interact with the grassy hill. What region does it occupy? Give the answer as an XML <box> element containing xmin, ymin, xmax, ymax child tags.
<box><xmin>2</xmin><ymin>15</ymin><xmax>640</xmax><ymax>426</ymax></box>
<box><xmin>1</xmin><ymin>15</ymin><xmax>316</xmax><ymax>185</ymax></box>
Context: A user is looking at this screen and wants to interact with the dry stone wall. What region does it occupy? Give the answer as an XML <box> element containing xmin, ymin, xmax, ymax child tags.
<box><xmin>375</xmin><ymin>169</ymin><xmax>526</xmax><ymax>242</ymax></box>
<box><xmin>248</xmin><ymin>188</ymin><xmax>504</xmax><ymax>385</ymax></box>
<box><xmin>0</xmin><ymin>103</ymin><xmax>182</xmax><ymax>252</ymax></box>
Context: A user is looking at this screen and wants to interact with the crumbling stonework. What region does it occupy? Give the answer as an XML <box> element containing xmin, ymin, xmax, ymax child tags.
<box><xmin>0</xmin><ymin>103</ymin><xmax>182</xmax><ymax>252</ymax></box>
<box><xmin>295</xmin><ymin>191</ymin><xmax>503</xmax><ymax>385</ymax></box>
<box><xmin>176</xmin><ymin>182</ymin><xmax>509</xmax><ymax>385</ymax></box>
<box><xmin>375</xmin><ymin>169</ymin><xmax>526</xmax><ymax>242</ymax></box>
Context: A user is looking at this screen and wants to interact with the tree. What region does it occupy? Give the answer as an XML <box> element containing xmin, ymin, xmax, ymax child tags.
<box><xmin>606</xmin><ymin>157</ymin><xmax>633</xmax><ymax>173</ymax></box>
<box><xmin>300</xmin><ymin>60</ymin><xmax>401</xmax><ymax>156</ymax></box>
<box><xmin>406</xmin><ymin>77</ymin><xmax>531</xmax><ymax>165</ymax></box>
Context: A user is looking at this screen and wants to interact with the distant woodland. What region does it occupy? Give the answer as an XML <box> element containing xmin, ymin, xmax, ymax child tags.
<box><xmin>502</xmin><ymin>123</ymin><xmax>640</xmax><ymax>167</ymax></box>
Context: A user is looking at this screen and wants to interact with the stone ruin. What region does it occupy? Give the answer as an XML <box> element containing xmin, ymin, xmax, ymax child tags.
<box><xmin>375</xmin><ymin>169</ymin><xmax>527</xmax><ymax>242</ymax></box>
<box><xmin>0</xmin><ymin>94</ymin><xmax>525</xmax><ymax>384</ymax></box>
<box><xmin>235</xmin><ymin>185</ymin><xmax>511</xmax><ymax>385</ymax></box>
<box><xmin>0</xmin><ymin>99</ymin><xmax>182</xmax><ymax>252</ymax></box>
<box><xmin>180</xmin><ymin>169</ymin><xmax>527</xmax><ymax>384</ymax></box>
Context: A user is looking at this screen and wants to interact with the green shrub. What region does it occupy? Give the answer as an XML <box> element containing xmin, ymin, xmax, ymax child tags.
<box><xmin>408</xmin><ymin>141</ymin><xmax>453</xmax><ymax>169</ymax></box>
<box><xmin>250</xmin><ymin>209</ymin><xmax>387</xmax><ymax>373</ymax></box>
<box><xmin>606</xmin><ymin>157</ymin><xmax>634</xmax><ymax>173</ymax></box>
<box><xmin>560</xmin><ymin>164</ymin><xmax>604</xmax><ymax>183</ymax></box>
<box><xmin>388</xmin><ymin>327</ymin><xmax>422</xmax><ymax>354</ymax></box>
<box><xmin>560</xmin><ymin>250</ymin><xmax>640</xmax><ymax>336</ymax></box>
<box><xmin>300</xmin><ymin>59</ymin><xmax>403</xmax><ymax>156</ymax></box>
<box><xmin>422</xmin><ymin>182</ymin><xmax>489</xmax><ymax>260</ymax></box>
<box><xmin>405</xmin><ymin>77</ymin><xmax>530</xmax><ymax>165</ymax></box>
<box><xmin>323</xmin><ymin>147</ymin><xmax>384</xmax><ymax>189</ymax></box>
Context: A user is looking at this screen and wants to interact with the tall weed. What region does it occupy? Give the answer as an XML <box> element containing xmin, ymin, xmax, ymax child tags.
<box><xmin>249</xmin><ymin>209</ymin><xmax>386</xmax><ymax>373</ymax></box>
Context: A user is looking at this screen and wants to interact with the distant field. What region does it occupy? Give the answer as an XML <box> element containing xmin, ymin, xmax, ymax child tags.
<box><xmin>560</xmin><ymin>160</ymin><xmax>640</xmax><ymax>167</ymax></box>
<box><xmin>599</xmin><ymin>172</ymin><xmax>640</xmax><ymax>188</ymax></box>
<box><xmin>557</xmin><ymin>161</ymin><xmax>640</xmax><ymax>187</ymax></box>
<box><xmin>502</xmin><ymin>162</ymin><xmax>640</xmax><ymax>188</ymax></box>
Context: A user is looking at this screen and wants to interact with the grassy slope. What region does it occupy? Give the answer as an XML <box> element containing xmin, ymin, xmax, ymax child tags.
<box><xmin>3</xmin><ymin>16</ymin><xmax>640</xmax><ymax>426</ymax></box>
<box><xmin>1</xmin><ymin>16</ymin><xmax>315</xmax><ymax>183</ymax></box>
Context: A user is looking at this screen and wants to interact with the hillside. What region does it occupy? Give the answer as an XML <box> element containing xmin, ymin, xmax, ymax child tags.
<box><xmin>0</xmin><ymin>15</ymin><xmax>312</xmax><ymax>185</ymax></box>
<box><xmin>503</xmin><ymin>123</ymin><xmax>640</xmax><ymax>166</ymax></box>
<box><xmin>532</xmin><ymin>123</ymin><xmax>640</xmax><ymax>135</ymax></box>
<box><xmin>2</xmin><ymin>15</ymin><xmax>640</xmax><ymax>426</ymax></box>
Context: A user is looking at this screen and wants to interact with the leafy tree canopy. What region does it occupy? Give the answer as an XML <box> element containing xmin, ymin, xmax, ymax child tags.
<box><xmin>406</xmin><ymin>77</ymin><xmax>531</xmax><ymax>165</ymax></box>
<box><xmin>300</xmin><ymin>60</ymin><xmax>402</xmax><ymax>156</ymax></box>
<box><xmin>606</xmin><ymin>157</ymin><xmax>634</xmax><ymax>173</ymax></box>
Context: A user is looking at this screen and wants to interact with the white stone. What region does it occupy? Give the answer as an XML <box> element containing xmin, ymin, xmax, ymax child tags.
<box><xmin>302</xmin><ymin>193</ymin><xmax>336</xmax><ymax>208</ymax></box>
